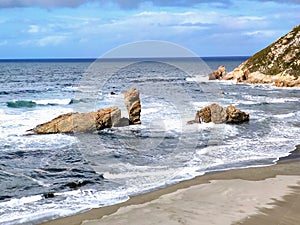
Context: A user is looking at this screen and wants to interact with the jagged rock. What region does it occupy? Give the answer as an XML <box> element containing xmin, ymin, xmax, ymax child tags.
<box><xmin>28</xmin><ymin>106</ymin><xmax>121</xmax><ymax>134</ymax></box>
<box><xmin>124</xmin><ymin>88</ymin><xmax>141</xmax><ymax>125</ymax></box>
<box><xmin>195</xmin><ymin>103</ymin><xmax>227</xmax><ymax>124</ymax></box>
<box><xmin>208</xmin><ymin>65</ymin><xmax>226</xmax><ymax>80</ymax></box>
<box><xmin>224</xmin><ymin>24</ymin><xmax>300</xmax><ymax>87</ymax></box>
<box><xmin>226</xmin><ymin>105</ymin><xmax>250</xmax><ymax>123</ymax></box>
<box><xmin>194</xmin><ymin>104</ymin><xmax>249</xmax><ymax>124</ymax></box>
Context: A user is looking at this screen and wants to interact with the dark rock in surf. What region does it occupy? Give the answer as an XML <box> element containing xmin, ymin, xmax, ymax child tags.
<box><xmin>43</xmin><ymin>192</ymin><xmax>55</xmax><ymax>198</ymax></box>
<box><xmin>66</xmin><ymin>180</ymin><xmax>91</xmax><ymax>189</ymax></box>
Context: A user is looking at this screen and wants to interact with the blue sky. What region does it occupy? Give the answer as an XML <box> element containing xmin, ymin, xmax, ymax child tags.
<box><xmin>0</xmin><ymin>0</ymin><xmax>299</xmax><ymax>58</ymax></box>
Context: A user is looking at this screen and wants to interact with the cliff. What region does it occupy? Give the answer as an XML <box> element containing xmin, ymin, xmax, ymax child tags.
<box><xmin>225</xmin><ymin>25</ymin><xmax>300</xmax><ymax>87</ymax></box>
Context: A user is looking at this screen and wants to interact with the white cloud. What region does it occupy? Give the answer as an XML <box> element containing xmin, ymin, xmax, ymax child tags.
<box><xmin>37</xmin><ymin>35</ymin><xmax>67</xmax><ymax>46</ymax></box>
<box><xmin>18</xmin><ymin>35</ymin><xmax>67</xmax><ymax>47</ymax></box>
<box><xmin>28</xmin><ymin>25</ymin><xmax>40</xmax><ymax>33</ymax></box>
<box><xmin>243</xmin><ymin>30</ymin><xmax>276</xmax><ymax>37</ymax></box>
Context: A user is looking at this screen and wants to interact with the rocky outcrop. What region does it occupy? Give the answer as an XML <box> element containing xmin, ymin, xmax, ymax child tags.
<box><xmin>28</xmin><ymin>106</ymin><xmax>121</xmax><ymax>134</ymax></box>
<box><xmin>193</xmin><ymin>103</ymin><xmax>249</xmax><ymax>124</ymax></box>
<box><xmin>208</xmin><ymin>65</ymin><xmax>226</xmax><ymax>80</ymax></box>
<box><xmin>195</xmin><ymin>103</ymin><xmax>227</xmax><ymax>123</ymax></box>
<box><xmin>226</xmin><ymin>105</ymin><xmax>250</xmax><ymax>123</ymax></box>
<box><xmin>27</xmin><ymin>89</ymin><xmax>143</xmax><ymax>135</ymax></box>
<box><xmin>224</xmin><ymin>25</ymin><xmax>300</xmax><ymax>87</ymax></box>
<box><xmin>124</xmin><ymin>88</ymin><xmax>141</xmax><ymax>124</ymax></box>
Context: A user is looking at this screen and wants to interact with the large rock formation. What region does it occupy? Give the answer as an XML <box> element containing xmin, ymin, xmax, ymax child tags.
<box><xmin>28</xmin><ymin>107</ymin><xmax>121</xmax><ymax>134</ymax></box>
<box><xmin>124</xmin><ymin>88</ymin><xmax>141</xmax><ymax>124</ymax></box>
<box><xmin>208</xmin><ymin>65</ymin><xmax>226</xmax><ymax>80</ymax></box>
<box><xmin>224</xmin><ymin>24</ymin><xmax>300</xmax><ymax>87</ymax></box>
<box><xmin>27</xmin><ymin>89</ymin><xmax>143</xmax><ymax>135</ymax></box>
<box><xmin>194</xmin><ymin>103</ymin><xmax>249</xmax><ymax>124</ymax></box>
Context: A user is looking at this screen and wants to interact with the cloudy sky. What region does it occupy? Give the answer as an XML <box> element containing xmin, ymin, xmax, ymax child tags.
<box><xmin>0</xmin><ymin>0</ymin><xmax>299</xmax><ymax>58</ymax></box>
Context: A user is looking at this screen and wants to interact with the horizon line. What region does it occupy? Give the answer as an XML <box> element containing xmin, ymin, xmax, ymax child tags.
<box><xmin>0</xmin><ymin>56</ymin><xmax>250</xmax><ymax>61</ymax></box>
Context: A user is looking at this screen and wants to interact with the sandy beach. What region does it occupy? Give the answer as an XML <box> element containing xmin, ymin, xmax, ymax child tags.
<box><xmin>40</xmin><ymin>145</ymin><xmax>300</xmax><ymax>225</ymax></box>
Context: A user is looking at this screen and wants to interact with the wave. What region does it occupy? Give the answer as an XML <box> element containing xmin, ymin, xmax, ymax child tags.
<box><xmin>6</xmin><ymin>100</ymin><xmax>37</xmax><ymax>108</ymax></box>
<box><xmin>68</xmin><ymin>98</ymin><xmax>93</xmax><ymax>104</ymax></box>
<box><xmin>6</xmin><ymin>99</ymin><xmax>71</xmax><ymax>108</ymax></box>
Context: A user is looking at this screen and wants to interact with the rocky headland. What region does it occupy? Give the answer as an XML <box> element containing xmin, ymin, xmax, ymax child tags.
<box><xmin>224</xmin><ymin>24</ymin><xmax>300</xmax><ymax>87</ymax></box>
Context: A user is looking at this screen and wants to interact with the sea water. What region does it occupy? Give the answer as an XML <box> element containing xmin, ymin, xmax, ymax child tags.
<box><xmin>0</xmin><ymin>57</ymin><xmax>299</xmax><ymax>224</ymax></box>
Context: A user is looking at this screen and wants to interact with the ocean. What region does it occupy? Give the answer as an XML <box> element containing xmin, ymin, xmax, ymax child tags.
<box><xmin>0</xmin><ymin>57</ymin><xmax>299</xmax><ymax>224</ymax></box>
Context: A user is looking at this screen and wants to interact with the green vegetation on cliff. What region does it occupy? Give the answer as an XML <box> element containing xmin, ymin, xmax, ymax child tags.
<box><xmin>243</xmin><ymin>25</ymin><xmax>300</xmax><ymax>77</ymax></box>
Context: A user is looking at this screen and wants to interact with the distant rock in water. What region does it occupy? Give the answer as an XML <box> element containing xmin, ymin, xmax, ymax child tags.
<box><xmin>224</xmin><ymin>24</ymin><xmax>300</xmax><ymax>87</ymax></box>
<box><xmin>43</xmin><ymin>192</ymin><xmax>55</xmax><ymax>198</ymax></box>
<box><xmin>192</xmin><ymin>103</ymin><xmax>249</xmax><ymax>124</ymax></box>
<box><xmin>7</xmin><ymin>100</ymin><xmax>37</xmax><ymax>108</ymax></box>
<box><xmin>208</xmin><ymin>65</ymin><xmax>226</xmax><ymax>80</ymax></box>
<box><xmin>28</xmin><ymin>106</ymin><xmax>121</xmax><ymax>134</ymax></box>
<box><xmin>124</xmin><ymin>88</ymin><xmax>141</xmax><ymax>125</ymax></box>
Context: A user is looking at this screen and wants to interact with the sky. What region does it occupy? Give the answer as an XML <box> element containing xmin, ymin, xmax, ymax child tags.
<box><xmin>0</xmin><ymin>0</ymin><xmax>299</xmax><ymax>58</ymax></box>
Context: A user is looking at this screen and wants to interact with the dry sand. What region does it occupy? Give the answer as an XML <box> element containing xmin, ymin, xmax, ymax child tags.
<box><xmin>41</xmin><ymin>146</ymin><xmax>300</xmax><ymax>225</ymax></box>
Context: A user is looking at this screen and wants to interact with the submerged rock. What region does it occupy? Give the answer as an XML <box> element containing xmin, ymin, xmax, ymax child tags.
<box><xmin>224</xmin><ymin>24</ymin><xmax>300</xmax><ymax>87</ymax></box>
<box><xmin>193</xmin><ymin>103</ymin><xmax>249</xmax><ymax>124</ymax></box>
<box><xmin>28</xmin><ymin>106</ymin><xmax>121</xmax><ymax>134</ymax></box>
<box><xmin>124</xmin><ymin>88</ymin><xmax>141</xmax><ymax>125</ymax></box>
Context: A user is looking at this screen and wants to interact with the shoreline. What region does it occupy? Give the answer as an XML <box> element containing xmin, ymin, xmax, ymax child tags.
<box><xmin>40</xmin><ymin>145</ymin><xmax>300</xmax><ymax>225</ymax></box>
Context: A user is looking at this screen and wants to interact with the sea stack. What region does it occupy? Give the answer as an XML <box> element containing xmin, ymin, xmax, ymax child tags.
<box><xmin>124</xmin><ymin>88</ymin><xmax>142</xmax><ymax>125</ymax></box>
<box><xmin>224</xmin><ymin>24</ymin><xmax>300</xmax><ymax>87</ymax></box>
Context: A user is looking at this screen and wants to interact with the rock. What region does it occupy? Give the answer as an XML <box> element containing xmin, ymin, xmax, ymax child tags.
<box><xmin>27</xmin><ymin>89</ymin><xmax>143</xmax><ymax>135</ymax></box>
<box><xmin>218</xmin><ymin>65</ymin><xmax>226</xmax><ymax>75</ymax></box>
<box><xmin>114</xmin><ymin>117</ymin><xmax>130</xmax><ymax>127</ymax></box>
<box><xmin>194</xmin><ymin>103</ymin><xmax>249</xmax><ymax>124</ymax></box>
<box><xmin>225</xmin><ymin>24</ymin><xmax>300</xmax><ymax>87</ymax></box>
<box><xmin>66</xmin><ymin>180</ymin><xmax>91</xmax><ymax>189</ymax></box>
<box><xmin>28</xmin><ymin>106</ymin><xmax>121</xmax><ymax>134</ymax></box>
<box><xmin>195</xmin><ymin>103</ymin><xmax>227</xmax><ymax>124</ymax></box>
<box><xmin>226</xmin><ymin>105</ymin><xmax>250</xmax><ymax>123</ymax></box>
<box><xmin>208</xmin><ymin>65</ymin><xmax>226</xmax><ymax>80</ymax></box>
<box><xmin>124</xmin><ymin>88</ymin><xmax>141</xmax><ymax>124</ymax></box>
<box><xmin>43</xmin><ymin>192</ymin><xmax>55</xmax><ymax>198</ymax></box>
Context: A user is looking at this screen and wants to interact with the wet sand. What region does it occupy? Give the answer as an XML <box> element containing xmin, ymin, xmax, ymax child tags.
<box><xmin>41</xmin><ymin>145</ymin><xmax>300</xmax><ymax>225</ymax></box>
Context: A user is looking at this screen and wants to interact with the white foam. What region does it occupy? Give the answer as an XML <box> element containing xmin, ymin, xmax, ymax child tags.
<box><xmin>0</xmin><ymin>195</ymin><xmax>42</xmax><ymax>208</ymax></box>
<box><xmin>243</xmin><ymin>95</ymin><xmax>299</xmax><ymax>104</ymax></box>
<box><xmin>35</xmin><ymin>99</ymin><xmax>71</xmax><ymax>105</ymax></box>
<box><xmin>273</xmin><ymin>113</ymin><xmax>295</xmax><ymax>118</ymax></box>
